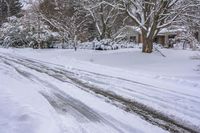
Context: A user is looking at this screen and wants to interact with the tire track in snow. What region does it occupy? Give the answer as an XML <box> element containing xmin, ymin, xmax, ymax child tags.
<box><xmin>70</xmin><ymin>68</ymin><xmax>200</xmax><ymax>101</ymax></box>
<box><xmin>0</xmin><ymin>53</ymin><xmax>199</xmax><ymax>133</ymax></box>
<box><xmin>5</xmin><ymin>53</ymin><xmax>200</xmax><ymax>100</ymax></box>
<box><xmin>63</xmin><ymin>68</ymin><xmax>200</xmax><ymax>120</ymax></box>
<box><xmin>74</xmin><ymin>74</ymin><xmax>200</xmax><ymax>120</ymax></box>
<box><xmin>22</xmin><ymin>57</ymin><xmax>200</xmax><ymax>123</ymax></box>
<box><xmin>1</xmin><ymin>59</ymin><xmax>127</xmax><ymax>133</ymax></box>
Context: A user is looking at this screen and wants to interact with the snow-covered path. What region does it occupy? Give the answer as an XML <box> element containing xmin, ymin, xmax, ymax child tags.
<box><xmin>0</xmin><ymin>51</ymin><xmax>200</xmax><ymax>133</ymax></box>
<box><xmin>0</xmin><ymin>53</ymin><xmax>169</xmax><ymax>133</ymax></box>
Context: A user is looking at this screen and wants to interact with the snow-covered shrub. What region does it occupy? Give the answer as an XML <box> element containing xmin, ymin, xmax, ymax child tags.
<box><xmin>117</xmin><ymin>41</ymin><xmax>139</xmax><ymax>49</ymax></box>
<box><xmin>77</xmin><ymin>39</ymin><xmax>117</xmax><ymax>50</ymax></box>
<box><xmin>0</xmin><ymin>15</ymin><xmax>60</xmax><ymax>49</ymax></box>
<box><xmin>78</xmin><ymin>41</ymin><xmax>95</xmax><ymax>49</ymax></box>
<box><xmin>93</xmin><ymin>39</ymin><xmax>114</xmax><ymax>50</ymax></box>
<box><xmin>0</xmin><ymin>16</ymin><xmax>30</xmax><ymax>48</ymax></box>
<box><xmin>60</xmin><ymin>39</ymin><xmax>79</xmax><ymax>50</ymax></box>
<box><xmin>78</xmin><ymin>39</ymin><xmax>138</xmax><ymax>50</ymax></box>
<box><xmin>30</xmin><ymin>33</ymin><xmax>59</xmax><ymax>49</ymax></box>
<box><xmin>174</xmin><ymin>32</ymin><xmax>200</xmax><ymax>50</ymax></box>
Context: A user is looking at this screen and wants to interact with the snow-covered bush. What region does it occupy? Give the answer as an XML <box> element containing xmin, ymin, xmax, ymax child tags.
<box><xmin>92</xmin><ymin>39</ymin><xmax>140</xmax><ymax>50</ymax></box>
<box><xmin>78</xmin><ymin>39</ymin><xmax>138</xmax><ymax>50</ymax></box>
<box><xmin>30</xmin><ymin>32</ymin><xmax>60</xmax><ymax>49</ymax></box>
<box><xmin>94</xmin><ymin>39</ymin><xmax>115</xmax><ymax>50</ymax></box>
<box><xmin>0</xmin><ymin>16</ymin><xmax>30</xmax><ymax>48</ymax></box>
<box><xmin>0</xmin><ymin>16</ymin><xmax>33</xmax><ymax>48</ymax></box>
<box><xmin>0</xmin><ymin>15</ymin><xmax>60</xmax><ymax>49</ymax></box>
<box><xmin>117</xmin><ymin>41</ymin><xmax>140</xmax><ymax>49</ymax></box>
<box><xmin>174</xmin><ymin>32</ymin><xmax>200</xmax><ymax>50</ymax></box>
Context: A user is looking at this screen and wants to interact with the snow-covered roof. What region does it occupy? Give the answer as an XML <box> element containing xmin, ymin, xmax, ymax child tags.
<box><xmin>113</xmin><ymin>26</ymin><xmax>140</xmax><ymax>39</ymax></box>
<box><xmin>114</xmin><ymin>25</ymin><xmax>187</xmax><ymax>39</ymax></box>
<box><xmin>158</xmin><ymin>26</ymin><xmax>186</xmax><ymax>35</ymax></box>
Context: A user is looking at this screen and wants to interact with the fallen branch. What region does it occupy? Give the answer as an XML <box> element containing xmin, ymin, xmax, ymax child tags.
<box><xmin>154</xmin><ymin>47</ymin><xmax>166</xmax><ymax>57</ymax></box>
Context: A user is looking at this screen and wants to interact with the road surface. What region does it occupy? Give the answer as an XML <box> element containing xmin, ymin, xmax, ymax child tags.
<box><xmin>0</xmin><ymin>52</ymin><xmax>199</xmax><ymax>133</ymax></box>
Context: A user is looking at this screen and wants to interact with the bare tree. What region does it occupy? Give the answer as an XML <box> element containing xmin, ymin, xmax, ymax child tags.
<box><xmin>180</xmin><ymin>0</ymin><xmax>200</xmax><ymax>41</ymax></box>
<box><xmin>117</xmin><ymin>0</ymin><xmax>200</xmax><ymax>53</ymax></box>
<box><xmin>32</xmin><ymin>0</ymin><xmax>89</xmax><ymax>49</ymax></box>
<box><xmin>83</xmin><ymin>0</ymin><xmax>123</xmax><ymax>40</ymax></box>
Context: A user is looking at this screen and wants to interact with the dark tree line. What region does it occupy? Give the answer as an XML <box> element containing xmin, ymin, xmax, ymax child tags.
<box><xmin>0</xmin><ymin>0</ymin><xmax>22</xmax><ymax>26</ymax></box>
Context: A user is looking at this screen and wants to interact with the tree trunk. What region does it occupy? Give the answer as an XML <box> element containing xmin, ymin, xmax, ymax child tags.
<box><xmin>142</xmin><ymin>31</ymin><xmax>153</xmax><ymax>53</ymax></box>
<box><xmin>99</xmin><ymin>4</ymin><xmax>105</xmax><ymax>40</ymax></box>
<box><xmin>100</xmin><ymin>18</ymin><xmax>106</xmax><ymax>40</ymax></box>
<box><xmin>74</xmin><ymin>35</ymin><xmax>77</xmax><ymax>51</ymax></box>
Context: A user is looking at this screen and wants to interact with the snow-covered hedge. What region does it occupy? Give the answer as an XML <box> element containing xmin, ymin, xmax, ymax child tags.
<box><xmin>79</xmin><ymin>39</ymin><xmax>138</xmax><ymax>50</ymax></box>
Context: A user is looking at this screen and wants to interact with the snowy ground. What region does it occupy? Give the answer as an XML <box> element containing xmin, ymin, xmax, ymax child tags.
<box><xmin>0</xmin><ymin>48</ymin><xmax>200</xmax><ymax>133</ymax></box>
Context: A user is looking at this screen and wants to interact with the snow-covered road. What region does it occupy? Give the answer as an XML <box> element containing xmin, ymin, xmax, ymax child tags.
<box><xmin>0</xmin><ymin>51</ymin><xmax>200</xmax><ymax>133</ymax></box>
<box><xmin>0</xmin><ymin>53</ymin><xmax>168</xmax><ymax>133</ymax></box>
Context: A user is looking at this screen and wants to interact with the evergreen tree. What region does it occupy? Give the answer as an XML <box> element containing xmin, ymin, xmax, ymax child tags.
<box><xmin>0</xmin><ymin>0</ymin><xmax>8</xmax><ymax>25</ymax></box>
<box><xmin>0</xmin><ymin>0</ymin><xmax>22</xmax><ymax>26</ymax></box>
<box><xmin>9</xmin><ymin>0</ymin><xmax>22</xmax><ymax>17</ymax></box>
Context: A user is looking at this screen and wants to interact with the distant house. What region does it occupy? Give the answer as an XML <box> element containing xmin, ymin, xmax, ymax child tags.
<box><xmin>114</xmin><ymin>26</ymin><xmax>200</xmax><ymax>47</ymax></box>
<box><xmin>154</xmin><ymin>27</ymin><xmax>186</xmax><ymax>47</ymax></box>
<box><xmin>113</xmin><ymin>26</ymin><xmax>140</xmax><ymax>43</ymax></box>
<box><xmin>157</xmin><ymin>27</ymin><xmax>200</xmax><ymax>47</ymax></box>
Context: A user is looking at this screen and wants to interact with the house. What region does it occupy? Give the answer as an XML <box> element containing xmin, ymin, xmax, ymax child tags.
<box><xmin>114</xmin><ymin>26</ymin><xmax>200</xmax><ymax>47</ymax></box>
<box><xmin>113</xmin><ymin>26</ymin><xmax>140</xmax><ymax>43</ymax></box>
<box><xmin>154</xmin><ymin>27</ymin><xmax>186</xmax><ymax>47</ymax></box>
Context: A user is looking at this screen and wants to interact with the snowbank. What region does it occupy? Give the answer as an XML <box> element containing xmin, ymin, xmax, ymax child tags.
<box><xmin>0</xmin><ymin>60</ymin><xmax>62</xmax><ymax>133</ymax></box>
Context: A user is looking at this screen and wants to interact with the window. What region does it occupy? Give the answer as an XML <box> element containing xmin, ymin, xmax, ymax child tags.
<box><xmin>130</xmin><ymin>36</ymin><xmax>136</xmax><ymax>42</ymax></box>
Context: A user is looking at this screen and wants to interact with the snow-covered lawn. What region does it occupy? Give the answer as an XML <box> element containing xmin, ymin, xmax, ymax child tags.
<box><xmin>0</xmin><ymin>47</ymin><xmax>200</xmax><ymax>133</ymax></box>
<box><xmin>3</xmin><ymin>48</ymin><xmax>199</xmax><ymax>77</ymax></box>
